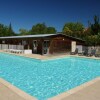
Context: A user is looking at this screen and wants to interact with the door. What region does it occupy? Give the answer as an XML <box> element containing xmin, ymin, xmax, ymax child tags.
<box><xmin>33</xmin><ymin>40</ymin><xmax>38</xmax><ymax>53</ymax></box>
<box><xmin>43</xmin><ymin>40</ymin><xmax>50</xmax><ymax>54</ymax></box>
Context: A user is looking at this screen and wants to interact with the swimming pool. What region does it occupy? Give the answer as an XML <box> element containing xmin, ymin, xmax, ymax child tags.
<box><xmin>0</xmin><ymin>53</ymin><xmax>100</xmax><ymax>100</ymax></box>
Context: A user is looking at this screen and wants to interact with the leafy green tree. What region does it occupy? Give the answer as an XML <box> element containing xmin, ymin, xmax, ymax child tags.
<box><xmin>19</xmin><ymin>29</ymin><xmax>29</xmax><ymax>35</ymax></box>
<box><xmin>75</xmin><ymin>22</ymin><xmax>84</xmax><ymax>32</ymax></box>
<box><xmin>31</xmin><ymin>23</ymin><xmax>47</xmax><ymax>34</ymax></box>
<box><xmin>7</xmin><ymin>23</ymin><xmax>15</xmax><ymax>36</ymax></box>
<box><xmin>83</xmin><ymin>28</ymin><xmax>92</xmax><ymax>37</ymax></box>
<box><xmin>30</xmin><ymin>23</ymin><xmax>56</xmax><ymax>35</ymax></box>
<box><xmin>0</xmin><ymin>24</ymin><xmax>4</xmax><ymax>36</ymax></box>
<box><xmin>90</xmin><ymin>15</ymin><xmax>100</xmax><ymax>35</ymax></box>
<box><xmin>63</xmin><ymin>22</ymin><xmax>75</xmax><ymax>33</ymax></box>
<box><xmin>46</xmin><ymin>27</ymin><xmax>56</xmax><ymax>34</ymax></box>
<box><xmin>97</xmin><ymin>33</ymin><xmax>100</xmax><ymax>45</ymax></box>
<box><xmin>18</xmin><ymin>23</ymin><xmax>56</xmax><ymax>35</ymax></box>
<box><xmin>63</xmin><ymin>27</ymin><xmax>72</xmax><ymax>35</ymax></box>
<box><xmin>0</xmin><ymin>23</ymin><xmax>16</xmax><ymax>37</ymax></box>
<box><xmin>84</xmin><ymin>15</ymin><xmax>100</xmax><ymax>45</ymax></box>
<box><xmin>63</xmin><ymin>22</ymin><xmax>84</xmax><ymax>32</ymax></box>
<box><xmin>85</xmin><ymin>35</ymin><xmax>99</xmax><ymax>46</ymax></box>
<box><xmin>63</xmin><ymin>22</ymin><xmax>84</xmax><ymax>38</ymax></box>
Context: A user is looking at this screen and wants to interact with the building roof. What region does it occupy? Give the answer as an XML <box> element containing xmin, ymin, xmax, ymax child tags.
<box><xmin>0</xmin><ymin>34</ymin><xmax>57</xmax><ymax>39</ymax></box>
<box><xmin>0</xmin><ymin>33</ymin><xmax>85</xmax><ymax>42</ymax></box>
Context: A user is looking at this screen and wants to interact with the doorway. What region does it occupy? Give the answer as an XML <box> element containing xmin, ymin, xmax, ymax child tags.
<box><xmin>33</xmin><ymin>40</ymin><xmax>38</xmax><ymax>53</ymax></box>
<box><xmin>43</xmin><ymin>40</ymin><xmax>50</xmax><ymax>54</ymax></box>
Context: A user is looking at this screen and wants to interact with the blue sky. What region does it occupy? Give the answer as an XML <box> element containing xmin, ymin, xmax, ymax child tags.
<box><xmin>0</xmin><ymin>0</ymin><xmax>100</xmax><ymax>33</ymax></box>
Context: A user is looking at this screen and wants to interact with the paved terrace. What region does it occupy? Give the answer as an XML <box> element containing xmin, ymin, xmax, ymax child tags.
<box><xmin>0</xmin><ymin>50</ymin><xmax>100</xmax><ymax>60</ymax></box>
<box><xmin>49</xmin><ymin>78</ymin><xmax>100</xmax><ymax>100</ymax></box>
<box><xmin>0</xmin><ymin>51</ymin><xmax>100</xmax><ymax>100</ymax></box>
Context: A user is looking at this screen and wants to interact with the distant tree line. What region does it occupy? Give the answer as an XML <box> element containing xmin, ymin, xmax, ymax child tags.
<box><xmin>0</xmin><ymin>23</ymin><xmax>56</xmax><ymax>36</ymax></box>
<box><xmin>0</xmin><ymin>15</ymin><xmax>100</xmax><ymax>45</ymax></box>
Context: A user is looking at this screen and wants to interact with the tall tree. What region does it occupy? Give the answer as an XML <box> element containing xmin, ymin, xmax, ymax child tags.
<box><xmin>0</xmin><ymin>24</ymin><xmax>4</xmax><ymax>36</ymax></box>
<box><xmin>0</xmin><ymin>24</ymin><xmax>11</xmax><ymax>36</ymax></box>
<box><xmin>84</xmin><ymin>15</ymin><xmax>100</xmax><ymax>45</ymax></box>
<box><xmin>7</xmin><ymin>23</ymin><xmax>15</xmax><ymax>36</ymax></box>
<box><xmin>91</xmin><ymin>15</ymin><xmax>100</xmax><ymax>35</ymax></box>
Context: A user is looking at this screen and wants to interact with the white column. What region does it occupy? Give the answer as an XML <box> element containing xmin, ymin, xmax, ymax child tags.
<box><xmin>71</xmin><ymin>41</ymin><xmax>76</xmax><ymax>52</ymax></box>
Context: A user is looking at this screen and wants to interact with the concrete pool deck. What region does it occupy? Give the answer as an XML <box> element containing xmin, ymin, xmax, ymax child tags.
<box><xmin>0</xmin><ymin>78</ymin><xmax>37</xmax><ymax>100</ymax></box>
<box><xmin>0</xmin><ymin>51</ymin><xmax>100</xmax><ymax>100</ymax></box>
<box><xmin>49</xmin><ymin>77</ymin><xmax>100</xmax><ymax>100</ymax></box>
<box><xmin>0</xmin><ymin>50</ymin><xmax>100</xmax><ymax>60</ymax></box>
<box><xmin>0</xmin><ymin>77</ymin><xmax>100</xmax><ymax>100</ymax></box>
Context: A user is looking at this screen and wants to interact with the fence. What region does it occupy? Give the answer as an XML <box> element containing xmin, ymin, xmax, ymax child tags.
<box><xmin>0</xmin><ymin>44</ymin><xmax>24</xmax><ymax>50</ymax></box>
<box><xmin>76</xmin><ymin>45</ymin><xmax>100</xmax><ymax>52</ymax></box>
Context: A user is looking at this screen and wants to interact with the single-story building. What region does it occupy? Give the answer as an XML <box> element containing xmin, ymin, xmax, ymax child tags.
<box><xmin>0</xmin><ymin>33</ymin><xmax>85</xmax><ymax>55</ymax></box>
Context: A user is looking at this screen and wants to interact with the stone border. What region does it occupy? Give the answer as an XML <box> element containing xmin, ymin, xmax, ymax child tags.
<box><xmin>0</xmin><ymin>78</ymin><xmax>37</xmax><ymax>100</ymax></box>
<box><xmin>49</xmin><ymin>77</ymin><xmax>100</xmax><ymax>100</ymax></box>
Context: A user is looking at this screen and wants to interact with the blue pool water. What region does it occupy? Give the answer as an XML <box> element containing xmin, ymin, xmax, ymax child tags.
<box><xmin>0</xmin><ymin>53</ymin><xmax>100</xmax><ymax>100</ymax></box>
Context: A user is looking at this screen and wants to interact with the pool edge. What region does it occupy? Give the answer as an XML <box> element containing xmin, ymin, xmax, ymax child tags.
<box><xmin>48</xmin><ymin>77</ymin><xmax>100</xmax><ymax>100</ymax></box>
<box><xmin>0</xmin><ymin>78</ymin><xmax>37</xmax><ymax>100</ymax></box>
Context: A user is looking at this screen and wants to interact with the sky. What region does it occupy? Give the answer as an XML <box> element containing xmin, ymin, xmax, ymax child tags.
<box><xmin>0</xmin><ymin>0</ymin><xmax>100</xmax><ymax>33</ymax></box>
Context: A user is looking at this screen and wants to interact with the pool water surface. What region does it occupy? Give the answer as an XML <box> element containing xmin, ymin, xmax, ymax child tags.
<box><xmin>0</xmin><ymin>53</ymin><xmax>100</xmax><ymax>100</ymax></box>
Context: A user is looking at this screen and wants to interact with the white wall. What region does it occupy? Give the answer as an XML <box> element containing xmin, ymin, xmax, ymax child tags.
<box><xmin>71</xmin><ymin>41</ymin><xmax>76</xmax><ymax>52</ymax></box>
<box><xmin>76</xmin><ymin>45</ymin><xmax>82</xmax><ymax>53</ymax></box>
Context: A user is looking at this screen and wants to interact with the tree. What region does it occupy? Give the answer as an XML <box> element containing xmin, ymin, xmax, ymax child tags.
<box><xmin>63</xmin><ymin>22</ymin><xmax>74</xmax><ymax>33</ymax></box>
<box><xmin>84</xmin><ymin>15</ymin><xmax>100</xmax><ymax>46</ymax></box>
<box><xmin>30</xmin><ymin>23</ymin><xmax>56</xmax><ymax>35</ymax></box>
<box><xmin>46</xmin><ymin>27</ymin><xmax>56</xmax><ymax>34</ymax></box>
<box><xmin>97</xmin><ymin>33</ymin><xmax>100</xmax><ymax>44</ymax></box>
<box><xmin>19</xmin><ymin>29</ymin><xmax>29</xmax><ymax>35</ymax></box>
<box><xmin>63</xmin><ymin>26</ymin><xmax>73</xmax><ymax>36</ymax></box>
<box><xmin>0</xmin><ymin>24</ymin><xmax>4</xmax><ymax>36</ymax></box>
<box><xmin>83</xmin><ymin>28</ymin><xmax>92</xmax><ymax>36</ymax></box>
<box><xmin>90</xmin><ymin>15</ymin><xmax>100</xmax><ymax>35</ymax></box>
<box><xmin>0</xmin><ymin>23</ymin><xmax>16</xmax><ymax>37</ymax></box>
<box><xmin>7</xmin><ymin>23</ymin><xmax>15</xmax><ymax>36</ymax></box>
<box><xmin>62</xmin><ymin>22</ymin><xmax>84</xmax><ymax>38</ymax></box>
<box><xmin>85</xmin><ymin>35</ymin><xmax>99</xmax><ymax>46</ymax></box>
<box><xmin>31</xmin><ymin>23</ymin><xmax>47</xmax><ymax>34</ymax></box>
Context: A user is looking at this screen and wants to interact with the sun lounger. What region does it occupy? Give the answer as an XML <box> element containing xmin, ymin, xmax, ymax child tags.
<box><xmin>70</xmin><ymin>48</ymin><xmax>78</xmax><ymax>55</ymax></box>
<box><xmin>95</xmin><ymin>49</ymin><xmax>100</xmax><ymax>57</ymax></box>
<box><xmin>11</xmin><ymin>49</ymin><xmax>24</xmax><ymax>54</ymax></box>
<box><xmin>82</xmin><ymin>47</ymin><xmax>88</xmax><ymax>56</ymax></box>
<box><xmin>5</xmin><ymin>49</ymin><xmax>24</xmax><ymax>54</ymax></box>
<box><xmin>78</xmin><ymin>49</ymin><xmax>84</xmax><ymax>56</ymax></box>
<box><xmin>78</xmin><ymin>51</ymin><xmax>84</xmax><ymax>56</ymax></box>
<box><xmin>84</xmin><ymin>48</ymin><xmax>96</xmax><ymax>57</ymax></box>
<box><xmin>91</xmin><ymin>49</ymin><xmax>96</xmax><ymax>56</ymax></box>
